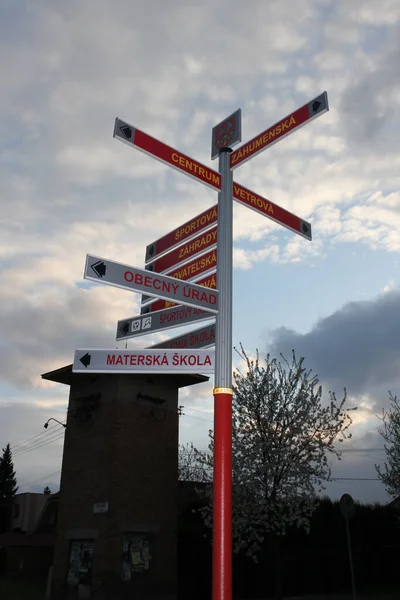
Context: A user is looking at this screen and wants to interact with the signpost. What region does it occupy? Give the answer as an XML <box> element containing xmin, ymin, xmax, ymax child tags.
<box><xmin>340</xmin><ymin>493</ymin><xmax>356</xmax><ymax>600</ymax></box>
<box><xmin>73</xmin><ymin>348</ymin><xmax>215</xmax><ymax>374</ymax></box>
<box><xmin>149</xmin><ymin>322</ymin><xmax>215</xmax><ymax>350</ymax></box>
<box><xmin>116</xmin><ymin>304</ymin><xmax>213</xmax><ymax>342</ymax></box>
<box><xmin>110</xmin><ymin>92</ymin><xmax>329</xmax><ymax>600</ymax></box>
<box><xmin>115</xmin><ymin>120</ymin><xmax>312</xmax><ymax>242</ymax></box>
<box><xmin>84</xmin><ymin>254</ymin><xmax>218</xmax><ymax>314</ymax></box>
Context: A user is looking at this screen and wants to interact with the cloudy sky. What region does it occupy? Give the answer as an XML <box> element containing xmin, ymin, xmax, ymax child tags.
<box><xmin>1</xmin><ymin>0</ymin><xmax>400</xmax><ymax>504</ymax></box>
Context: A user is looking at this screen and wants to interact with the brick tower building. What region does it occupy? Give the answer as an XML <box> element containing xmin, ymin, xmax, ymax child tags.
<box><xmin>42</xmin><ymin>364</ymin><xmax>208</xmax><ymax>599</ymax></box>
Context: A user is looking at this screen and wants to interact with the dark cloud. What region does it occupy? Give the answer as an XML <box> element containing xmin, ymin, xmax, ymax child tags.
<box><xmin>269</xmin><ymin>290</ymin><xmax>400</xmax><ymax>404</ymax></box>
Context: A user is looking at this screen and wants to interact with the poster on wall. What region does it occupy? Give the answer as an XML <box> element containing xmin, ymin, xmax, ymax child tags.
<box><xmin>122</xmin><ymin>533</ymin><xmax>152</xmax><ymax>582</ymax></box>
<box><xmin>67</xmin><ymin>540</ymin><xmax>94</xmax><ymax>587</ymax></box>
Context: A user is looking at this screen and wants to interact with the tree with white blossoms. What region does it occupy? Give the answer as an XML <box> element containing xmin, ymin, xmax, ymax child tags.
<box><xmin>178</xmin><ymin>442</ymin><xmax>211</xmax><ymax>483</ymax></box>
<box><xmin>194</xmin><ymin>346</ymin><xmax>356</xmax><ymax>562</ymax></box>
<box><xmin>376</xmin><ymin>392</ymin><xmax>400</xmax><ymax>498</ymax></box>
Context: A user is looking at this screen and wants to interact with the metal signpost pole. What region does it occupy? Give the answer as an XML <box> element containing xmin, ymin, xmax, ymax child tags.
<box><xmin>213</xmin><ymin>147</ymin><xmax>233</xmax><ymax>600</ymax></box>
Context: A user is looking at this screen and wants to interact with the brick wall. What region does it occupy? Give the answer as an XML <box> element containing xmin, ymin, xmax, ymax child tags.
<box><xmin>50</xmin><ymin>371</ymin><xmax>184</xmax><ymax>599</ymax></box>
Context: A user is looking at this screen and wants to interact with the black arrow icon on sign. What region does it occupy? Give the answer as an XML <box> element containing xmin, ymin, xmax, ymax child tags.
<box><xmin>91</xmin><ymin>261</ymin><xmax>106</xmax><ymax>278</ymax></box>
<box><xmin>120</xmin><ymin>125</ymin><xmax>133</xmax><ymax>141</ymax></box>
<box><xmin>80</xmin><ymin>352</ymin><xmax>91</xmax><ymax>368</ymax></box>
<box><xmin>302</xmin><ymin>223</ymin><xmax>309</xmax><ymax>234</ymax></box>
<box><xmin>312</xmin><ymin>100</ymin><xmax>321</xmax><ymax>114</ymax></box>
<box><xmin>119</xmin><ymin>322</ymin><xmax>130</xmax><ymax>336</ymax></box>
<box><xmin>146</xmin><ymin>263</ymin><xmax>155</xmax><ymax>272</ymax></box>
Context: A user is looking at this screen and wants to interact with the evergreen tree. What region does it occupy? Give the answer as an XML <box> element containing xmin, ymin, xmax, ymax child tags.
<box><xmin>0</xmin><ymin>443</ymin><xmax>18</xmax><ymax>500</ymax></box>
<box><xmin>0</xmin><ymin>443</ymin><xmax>18</xmax><ymax>533</ymax></box>
<box><xmin>43</xmin><ymin>486</ymin><xmax>52</xmax><ymax>495</ymax></box>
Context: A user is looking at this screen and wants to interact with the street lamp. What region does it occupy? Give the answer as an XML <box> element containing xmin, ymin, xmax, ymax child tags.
<box><xmin>44</xmin><ymin>418</ymin><xmax>66</xmax><ymax>429</ymax></box>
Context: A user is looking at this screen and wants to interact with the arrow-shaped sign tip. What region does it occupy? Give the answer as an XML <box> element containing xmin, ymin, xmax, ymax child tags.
<box><xmin>91</xmin><ymin>261</ymin><xmax>106</xmax><ymax>278</ymax></box>
<box><xmin>120</xmin><ymin>125</ymin><xmax>133</xmax><ymax>141</ymax></box>
<box><xmin>300</xmin><ymin>220</ymin><xmax>312</xmax><ymax>240</ymax></box>
<box><xmin>80</xmin><ymin>352</ymin><xmax>91</xmax><ymax>368</ymax></box>
<box><xmin>312</xmin><ymin>100</ymin><xmax>321</xmax><ymax>114</ymax></box>
<box><xmin>119</xmin><ymin>322</ymin><xmax>130</xmax><ymax>336</ymax></box>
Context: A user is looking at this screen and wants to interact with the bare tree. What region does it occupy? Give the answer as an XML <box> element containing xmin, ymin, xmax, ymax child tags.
<box><xmin>376</xmin><ymin>392</ymin><xmax>400</xmax><ymax>499</ymax></box>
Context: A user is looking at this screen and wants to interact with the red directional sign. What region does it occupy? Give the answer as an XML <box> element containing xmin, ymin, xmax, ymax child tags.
<box><xmin>114</xmin><ymin>118</ymin><xmax>221</xmax><ymax>191</ymax></box>
<box><xmin>145</xmin><ymin>204</ymin><xmax>218</xmax><ymax>263</ymax></box>
<box><xmin>149</xmin><ymin>322</ymin><xmax>216</xmax><ymax>350</ymax></box>
<box><xmin>141</xmin><ymin>272</ymin><xmax>217</xmax><ymax>314</ymax></box>
<box><xmin>165</xmin><ymin>247</ymin><xmax>217</xmax><ymax>280</ymax></box>
<box><xmin>233</xmin><ymin>183</ymin><xmax>311</xmax><ymax>240</ymax></box>
<box><xmin>146</xmin><ymin>226</ymin><xmax>217</xmax><ymax>274</ymax></box>
<box><xmin>230</xmin><ymin>91</ymin><xmax>328</xmax><ymax>169</ymax></box>
<box><xmin>142</xmin><ymin>247</ymin><xmax>217</xmax><ymax>305</ymax></box>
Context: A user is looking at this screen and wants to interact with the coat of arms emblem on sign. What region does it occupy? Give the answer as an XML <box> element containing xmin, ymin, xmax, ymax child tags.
<box><xmin>215</xmin><ymin>116</ymin><xmax>236</xmax><ymax>149</ymax></box>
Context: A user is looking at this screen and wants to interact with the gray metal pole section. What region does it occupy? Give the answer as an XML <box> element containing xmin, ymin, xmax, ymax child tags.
<box><xmin>215</xmin><ymin>148</ymin><xmax>233</xmax><ymax>388</ymax></box>
<box><xmin>213</xmin><ymin>147</ymin><xmax>233</xmax><ymax>600</ymax></box>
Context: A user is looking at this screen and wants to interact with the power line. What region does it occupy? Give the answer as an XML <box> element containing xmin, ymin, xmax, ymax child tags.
<box><xmin>12</xmin><ymin>429</ymin><xmax>65</xmax><ymax>456</ymax></box>
<box><xmin>13</xmin><ymin>432</ymin><xmax>65</xmax><ymax>458</ymax></box>
<box><xmin>10</xmin><ymin>423</ymin><xmax>60</xmax><ymax>452</ymax></box>
<box><xmin>183</xmin><ymin>413</ymin><xmax>213</xmax><ymax>424</ymax></box>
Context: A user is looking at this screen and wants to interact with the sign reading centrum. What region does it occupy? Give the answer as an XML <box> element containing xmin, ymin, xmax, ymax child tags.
<box><xmin>84</xmin><ymin>255</ymin><xmax>218</xmax><ymax>314</ymax></box>
<box><xmin>73</xmin><ymin>348</ymin><xmax>215</xmax><ymax>374</ymax></box>
<box><xmin>114</xmin><ymin>118</ymin><xmax>221</xmax><ymax>191</ymax></box>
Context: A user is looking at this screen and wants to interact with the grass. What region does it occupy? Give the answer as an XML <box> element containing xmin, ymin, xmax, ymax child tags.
<box><xmin>0</xmin><ymin>577</ymin><xmax>47</xmax><ymax>600</ymax></box>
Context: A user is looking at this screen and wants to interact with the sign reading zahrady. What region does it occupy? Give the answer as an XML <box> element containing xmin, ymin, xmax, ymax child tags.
<box><xmin>73</xmin><ymin>348</ymin><xmax>215</xmax><ymax>374</ymax></box>
<box><xmin>84</xmin><ymin>254</ymin><xmax>218</xmax><ymax>314</ymax></box>
<box><xmin>146</xmin><ymin>226</ymin><xmax>217</xmax><ymax>274</ymax></box>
